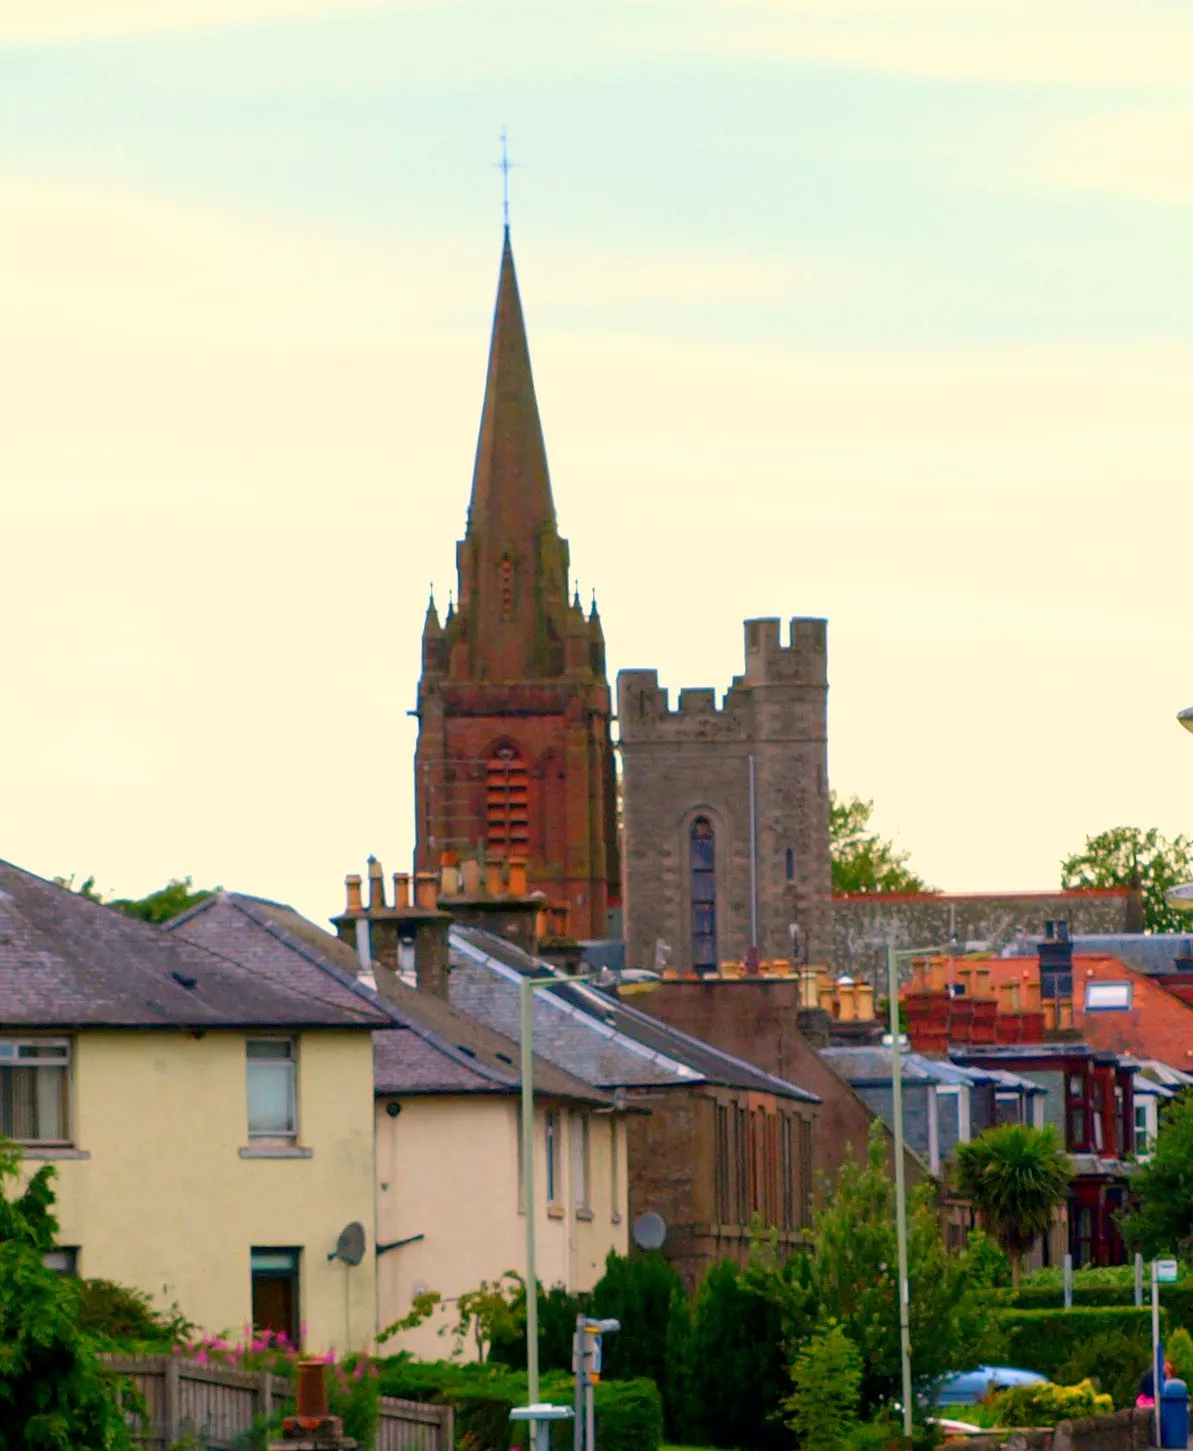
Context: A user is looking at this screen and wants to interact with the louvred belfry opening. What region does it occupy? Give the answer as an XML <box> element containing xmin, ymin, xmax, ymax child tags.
<box><xmin>413</xmin><ymin>227</ymin><xmax>621</xmax><ymax>938</ymax></box>
<box><xmin>486</xmin><ymin>747</ymin><xmax>529</xmax><ymax>855</ymax></box>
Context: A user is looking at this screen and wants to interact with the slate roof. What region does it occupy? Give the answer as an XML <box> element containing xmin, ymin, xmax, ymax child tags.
<box><xmin>0</xmin><ymin>862</ymin><xmax>387</xmax><ymax>1029</ymax></box>
<box><xmin>821</xmin><ymin>1044</ymin><xmax>1043</xmax><ymax>1095</ymax></box>
<box><xmin>449</xmin><ymin>926</ymin><xmax>819</xmax><ymax>1103</ymax></box>
<box><xmin>166</xmin><ymin>894</ymin><xmax>609</xmax><ymax>1105</ymax></box>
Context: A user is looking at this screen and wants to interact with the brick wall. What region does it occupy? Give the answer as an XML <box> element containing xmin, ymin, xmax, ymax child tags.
<box><xmin>626</xmin><ymin>978</ymin><xmax>928</xmax><ymax>1196</ymax></box>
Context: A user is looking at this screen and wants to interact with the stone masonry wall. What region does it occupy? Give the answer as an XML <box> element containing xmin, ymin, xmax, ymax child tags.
<box><xmin>618</xmin><ymin>617</ymin><xmax>831</xmax><ymax>974</ymax></box>
<box><xmin>831</xmin><ymin>889</ymin><xmax>1133</xmax><ymax>988</ymax></box>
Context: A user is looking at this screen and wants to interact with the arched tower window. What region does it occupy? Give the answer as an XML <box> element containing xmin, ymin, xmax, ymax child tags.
<box><xmin>486</xmin><ymin>744</ymin><xmax>529</xmax><ymax>856</ymax></box>
<box><xmin>690</xmin><ymin>816</ymin><xmax>718</xmax><ymax>972</ymax></box>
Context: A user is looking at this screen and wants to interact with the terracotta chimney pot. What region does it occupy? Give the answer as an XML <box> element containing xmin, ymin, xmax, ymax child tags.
<box><xmin>461</xmin><ymin>858</ymin><xmax>482</xmax><ymax>896</ymax></box>
<box><xmin>414</xmin><ymin>872</ymin><xmax>438</xmax><ymax>910</ymax></box>
<box><xmin>485</xmin><ymin>860</ymin><xmax>505</xmax><ymax>897</ymax></box>
<box><xmin>345</xmin><ymin>875</ymin><xmax>363</xmax><ymax>913</ymax></box>
<box><xmin>855</xmin><ymin>983</ymin><xmax>875</xmax><ymax>1022</ymax></box>
<box><xmin>393</xmin><ymin>873</ymin><xmax>410</xmax><ymax>910</ymax></box>
<box><xmin>440</xmin><ymin>862</ymin><xmax>460</xmax><ymax>896</ymax></box>
<box><xmin>367</xmin><ymin>856</ymin><xmax>386</xmax><ymax>911</ymax></box>
<box><xmin>837</xmin><ymin>983</ymin><xmax>858</xmax><ymax>1022</ymax></box>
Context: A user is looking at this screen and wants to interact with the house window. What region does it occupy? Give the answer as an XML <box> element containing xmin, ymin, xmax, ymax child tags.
<box><xmin>545</xmin><ymin>1109</ymin><xmax>561</xmax><ymax>1205</ymax></box>
<box><xmin>44</xmin><ymin>1247</ymin><xmax>78</xmax><ymax>1274</ymax></box>
<box><xmin>1073</xmin><ymin>1207</ymin><xmax>1095</xmax><ymax>1269</ymax></box>
<box><xmin>486</xmin><ymin>746</ymin><xmax>529</xmax><ymax>856</ymax></box>
<box><xmin>714</xmin><ymin>1104</ymin><xmax>730</xmax><ymax>1222</ymax></box>
<box><xmin>1066</xmin><ymin>1071</ymin><xmax>1087</xmax><ymax>1149</ymax></box>
<box><xmin>690</xmin><ymin>817</ymin><xmax>718</xmax><ymax>972</ymax></box>
<box><xmin>1085</xmin><ymin>982</ymin><xmax>1133</xmax><ymax>1011</ymax></box>
<box><xmin>799</xmin><ymin>1118</ymin><xmax>813</xmax><ymax>1226</ymax></box>
<box><xmin>994</xmin><ymin>1093</ymin><xmax>1024</xmax><ymax>1127</ymax></box>
<box><xmin>1135</xmin><ymin>1103</ymin><xmax>1151</xmax><ymax>1156</ymax></box>
<box><xmin>246</xmin><ymin>1040</ymin><xmax>297</xmax><ymax>1140</ymax></box>
<box><xmin>0</xmin><ymin>1039</ymin><xmax>71</xmax><ymax>1144</ymax></box>
<box><xmin>251</xmin><ymin>1248</ymin><xmax>301</xmax><ymax>1347</ymax></box>
<box><xmin>735</xmin><ymin>1104</ymin><xmax>749</xmax><ymax>1224</ymax></box>
<box><xmin>572</xmin><ymin>1111</ymin><xmax>591</xmax><ymax>1211</ymax></box>
<box><xmin>610</xmin><ymin>1117</ymin><xmax>621</xmax><ymax>1222</ymax></box>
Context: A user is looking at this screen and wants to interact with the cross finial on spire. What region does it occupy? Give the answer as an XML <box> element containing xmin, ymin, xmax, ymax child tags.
<box><xmin>495</xmin><ymin>128</ymin><xmax>517</xmax><ymax>231</ymax></box>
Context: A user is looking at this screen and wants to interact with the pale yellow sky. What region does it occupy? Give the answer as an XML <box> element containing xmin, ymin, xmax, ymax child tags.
<box><xmin>2</xmin><ymin>2</ymin><xmax>1192</xmax><ymax>924</ymax></box>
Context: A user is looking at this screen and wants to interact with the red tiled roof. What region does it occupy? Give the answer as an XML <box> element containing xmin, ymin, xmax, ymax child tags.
<box><xmin>982</xmin><ymin>954</ymin><xmax>1193</xmax><ymax>1069</ymax></box>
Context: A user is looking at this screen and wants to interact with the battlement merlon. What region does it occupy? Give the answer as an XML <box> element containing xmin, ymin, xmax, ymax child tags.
<box><xmin>740</xmin><ymin>616</ymin><xmax>827</xmax><ymax>686</ymax></box>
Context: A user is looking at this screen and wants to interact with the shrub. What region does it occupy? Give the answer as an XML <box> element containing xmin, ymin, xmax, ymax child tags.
<box><xmin>1168</xmin><ymin>1326</ymin><xmax>1193</xmax><ymax>1384</ymax></box>
<box><xmin>784</xmin><ymin>1321</ymin><xmax>863</xmax><ymax>1451</ymax></box>
<box><xmin>991</xmin><ymin>1378</ymin><xmax>1113</xmax><ymax>1427</ymax></box>
<box><xmin>999</xmin><ymin>1306</ymin><xmax>1163</xmax><ymax>1388</ymax></box>
<box><xmin>76</xmin><ymin>1277</ymin><xmax>194</xmax><ymax>1348</ymax></box>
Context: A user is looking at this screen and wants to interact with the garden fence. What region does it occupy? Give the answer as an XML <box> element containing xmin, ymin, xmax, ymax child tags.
<box><xmin>102</xmin><ymin>1355</ymin><xmax>454</xmax><ymax>1451</ymax></box>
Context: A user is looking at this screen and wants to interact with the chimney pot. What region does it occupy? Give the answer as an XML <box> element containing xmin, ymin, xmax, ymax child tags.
<box><xmin>345</xmin><ymin>874</ymin><xmax>363</xmax><ymax>913</ymax></box>
<box><xmin>441</xmin><ymin>862</ymin><xmax>460</xmax><ymax>896</ymax></box>
<box><xmin>393</xmin><ymin>873</ymin><xmax>410</xmax><ymax>910</ymax></box>
<box><xmin>414</xmin><ymin>872</ymin><xmax>438</xmax><ymax>910</ymax></box>
<box><xmin>367</xmin><ymin>857</ymin><xmax>386</xmax><ymax>911</ymax></box>
<box><xmin>485</xmin><ymin>860</ymin><xmax>505</xmax><ymax>897</ymax></box>
<box><xmin>461</xmin><ymin>858</ymin><xmax>482</xmax><ymax>897</ymax></box>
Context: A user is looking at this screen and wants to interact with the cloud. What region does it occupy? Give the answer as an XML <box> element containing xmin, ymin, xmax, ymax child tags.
<box><xmin>1028</xmin><ymin>102</ymin><xmax>1193</xmax><ymax>205</ymax></box>
<box><xmin>656</xmin><ymin>0</ymin><xmax>1193</xmax><ymax>89</ymax></box>
<box><xmin>0</xmin><ymin>0</ymin><xmax>386</xmax><ymax>46</ymax></box>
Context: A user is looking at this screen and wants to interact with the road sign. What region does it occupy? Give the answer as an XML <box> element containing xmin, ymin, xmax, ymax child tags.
<box><xmin>1157</xmin><ymin>1259</ymin><xmax>1179</xmax><ymax>1284</ymax></box>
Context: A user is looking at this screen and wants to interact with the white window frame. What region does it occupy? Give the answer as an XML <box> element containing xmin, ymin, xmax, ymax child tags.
<box><xmin>0</xmin><ymin>1037</ymin><xmax>72</xmax><ymax>1145</ymax></box>
<box><xmin>572</xmin><ymin>1110</ymin><xmax>591</xmax><ymax>1213</ymax></box>
<box><xmin>545</xmin><ymin>1109</ymin><xmax>561</xmax><ymax>1206</ymax></box>
<box><xmin>1085</xmin><ymin>981</ymin><xmax>1133</xmax><ymax>1012</ymax></box>
<box><xmin>246</xmin><ymin>1038</ymin><xmax>298</xmax><ymax>1142</ymax></box>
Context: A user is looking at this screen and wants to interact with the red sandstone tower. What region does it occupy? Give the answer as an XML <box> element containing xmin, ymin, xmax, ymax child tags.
<box><xmin>413</xmin><ymin>228</ymin><xmax>619</xmax><ymax>938</ymax></box>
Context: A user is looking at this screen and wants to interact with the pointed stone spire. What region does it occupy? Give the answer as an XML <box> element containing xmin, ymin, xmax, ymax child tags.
<box><xmin>466</xmin><ymin>229</ymin><xmax>557</xmax><ymax>544</ymax></box>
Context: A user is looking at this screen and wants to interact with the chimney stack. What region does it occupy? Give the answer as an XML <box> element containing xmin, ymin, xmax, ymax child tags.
<box><xmin>332</xmin><ymin>859</ymin><xmax>452</xmax><ymax>999</ymax></box>
<box><xmin>367</xmin><ymin>856</ymin><xmax>386</xmax><ymax>911</ymax></box>
<box><xmin>344</xmin><ymin>875</ymin><xmax>363</xmax><ymax>913</ymax></box>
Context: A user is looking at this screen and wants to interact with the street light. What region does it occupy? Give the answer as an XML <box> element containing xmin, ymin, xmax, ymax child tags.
<box><xmin>1168</xmin><ymin>710</ymin><xmax>1193</xmax><ymax>915</ymax></box>
<box><xmin>884</xmin><ymin>942</ymin><xmax>952</xmax><ymax>1446</ymax></box>
<box><xmin>519</xmin><ymin>970</ymin><xmax>600</xmax><ymax>1440</ymax></box>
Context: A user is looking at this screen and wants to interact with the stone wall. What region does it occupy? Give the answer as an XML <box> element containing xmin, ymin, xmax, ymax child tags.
<box><xmin>618</xmin><ymin>616</ymin><xmax>831</xmax><ymax>975</ymax></box>
<box><xmin>999</xmin><ymin>1408</ymin><xmax>1153</xmax><ymax>1451</ymax></box>
<box><xmin>831</xmin><ymin>889</ymin><xmax>1133</xmax><ymax>987</ymax></box>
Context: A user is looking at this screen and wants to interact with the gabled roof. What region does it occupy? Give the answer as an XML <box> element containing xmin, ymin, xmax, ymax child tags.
<box><xmin>449</xmin><ymin>926</ymin><xmax>819</xmax><ymax>1104</ymax></box>
<box><xmin>821</xmin><ymin>1045</ymin><xmax>1044</xmax><ymax>1094</ymax></box>
<box><xmin>166</xmin><ymin>894</ymin><xmax>610</xmax><ymax>1105</ymax></box>
<box><xmin>979</xmin><ymin>953</ymin><xmax>1193</xmax><ymax>1072</ymax></box>
<box><xmin>0</xmin><ymin>862</ymin><xmax>385</xmax><ymax>1030</ymax></box>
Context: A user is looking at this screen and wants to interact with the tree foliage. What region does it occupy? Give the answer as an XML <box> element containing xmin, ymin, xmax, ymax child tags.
<box><xmin>0</xmin><ymin>1142</ymin><xmax>134</xmax><ymax>1450</ymax></box>
<box><xmin>809</xmin><ymin>1125</ymin><xmax>1000</xmax><ymax>1412</ymax></box>
<box><xmin>1121</xmin><ymin>1090</ymin><xmax>1193</xmax><ymax>1257</ymax></box>
<box><xmin>831</xmin><ymin>793</ymin><xmax>929</xmax><ymax>895</ymax></box>
<box><xmin>53</xmin><ymin>875</ymin><xmax>216</xmax><ymax>925</ymax></box>
<box><xmin>1060</xmin><ymin>825</ymin><xmax>1193</xmax><ymax>934</ymax></box>
<box><xmin>784</xmin><ymin>1320</ymin><xmax>863</xmax><ymax>1451</ymax></box>
<box><xmin>953</xmin><ymin>1125</ymin><xmax>1072</xmax><ymax>1286</ymax></box>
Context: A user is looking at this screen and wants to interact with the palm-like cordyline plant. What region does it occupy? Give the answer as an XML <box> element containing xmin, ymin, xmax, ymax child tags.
<box><xmin>953</xmin><ymin>1125</ymin><xmax>1072</xmax><ymax>1286</ymax></box>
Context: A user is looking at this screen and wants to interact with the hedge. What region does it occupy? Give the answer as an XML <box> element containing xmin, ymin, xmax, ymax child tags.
<box><xmin>1009</xmin><ymin>1283</ymin><xmax>1193</xmax><ymax>1326</ymax></box>
<box><xmin>1000</xmin><ymin>1307</ymin><xmax>1167</xmax><ymax>1388</ymax></box>
<box><xmin>374</xmin><ymin>1359</ymin><xmax>663</xmax><ymax>1451</ymax></box>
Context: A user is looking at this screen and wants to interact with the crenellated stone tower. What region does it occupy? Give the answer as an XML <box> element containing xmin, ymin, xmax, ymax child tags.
<box><xmin>617</xmin><ymin>617</ymin><xmax>831</xmax><ymax>972</ymax></box>
<box><xmin>413</xmin><ymin>228</ymin><xmax>619</xmax><ymax>939</ymax></box>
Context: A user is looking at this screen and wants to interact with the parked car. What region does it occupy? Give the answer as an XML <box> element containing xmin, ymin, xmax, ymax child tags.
<box><xmin>934</xmin><ymin>1367</ymin><xmax>1046</xmax><ymax>1406</ymax></box>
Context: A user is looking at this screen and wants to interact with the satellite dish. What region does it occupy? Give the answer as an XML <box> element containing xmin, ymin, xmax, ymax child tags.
<box><xmin>330</xmin><ymin>1221</ymin><xmax>367</xmax><ymax>1267</ymax></box>
<box><xmin>632</xmin><ymin>1212</ymin><xmax>667</xmax><ymax>1251</ymax></box>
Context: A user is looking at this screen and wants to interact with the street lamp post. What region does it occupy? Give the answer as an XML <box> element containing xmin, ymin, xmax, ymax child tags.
<box><xmin>884</xmin><ymin>942</ymin><xmax>952</xmax><ymax>1445</ymax></box>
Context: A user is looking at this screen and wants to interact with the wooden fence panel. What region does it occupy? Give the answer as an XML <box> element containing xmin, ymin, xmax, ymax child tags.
<box><xmin>103</xmin><ymin>1357</ymin><xmax>453</xmax><ymax>1451</ymax></box>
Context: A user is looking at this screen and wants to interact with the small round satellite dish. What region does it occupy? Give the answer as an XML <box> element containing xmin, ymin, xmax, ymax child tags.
<box><xmin>632</xmin><ymin>1212</ymin><xmax>667</xmax><ymax>1251</ymax></box>
<box><xmin>333</xmin><ymin>1221</ymin><xmax>367</xmax><ymax>1267</ymax></box>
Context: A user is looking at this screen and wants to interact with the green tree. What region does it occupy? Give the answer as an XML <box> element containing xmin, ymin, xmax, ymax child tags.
<box><xmin>55</xmin><ymin>875</ymin><xmax>216</xmax><ymax>924</ymax></box>
<box><xmin>0</xmin><ymin>1142</ymin><xmax>135</xmax><ymax>1449</ymax></box>
<box><xmin>1060</xmin><ymin>826</ymin><xmax>1193</xmax><ymax>934</ymax></box>
<box><xmin>810</xmin><ymin>1125</ymin><xmax>999</xmax><ymax>1413</ymax></box>
<box><xmin>831</xmin><ymin>793</ymin><xmax>929</xmax><ymax>895</ymax></box>
<box><xmin>783</xmin><ymin>1320</ymin><xmax>863</xmax><ymax>1451</ymax></box>
<box><xmin>1121</xmin><ymin>1090</ymin><xmax>1193</xmax><ymax>1257</ymax></box>
<box><xmin>953</xmin><ymin>1125</ymin><xmax>1072</xmax><ymax>1287</ymax></box>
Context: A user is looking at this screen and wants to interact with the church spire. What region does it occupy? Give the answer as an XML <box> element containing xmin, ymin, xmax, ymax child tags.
<box><xmin>465</xmin><ymin>230</ymin><xmax>558</xmax><ymax>546</ymax></box>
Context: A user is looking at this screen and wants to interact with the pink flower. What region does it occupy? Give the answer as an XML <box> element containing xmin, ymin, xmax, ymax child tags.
<box><xmin>196</xmin><ymin>1350</ymin><xmax>208</xmax><ymax>1367</ymax></box>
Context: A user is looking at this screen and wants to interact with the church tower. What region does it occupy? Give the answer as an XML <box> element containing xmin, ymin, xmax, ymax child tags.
<box><xmin>414</xmin><ymin>229</ymin><xmax>619</xmax><ymax>939</ymax></box>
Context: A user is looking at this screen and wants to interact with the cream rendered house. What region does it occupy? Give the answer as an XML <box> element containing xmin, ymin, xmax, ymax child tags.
<box><xmin>167</xmin><ymin>891</ymin><xmax>631</xmax><ymax>1359</ymax></box>
<box><xmin>0</xmin><ymin>861</ymin><xmax>388</xmax><ymax>1354</ymax></box>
